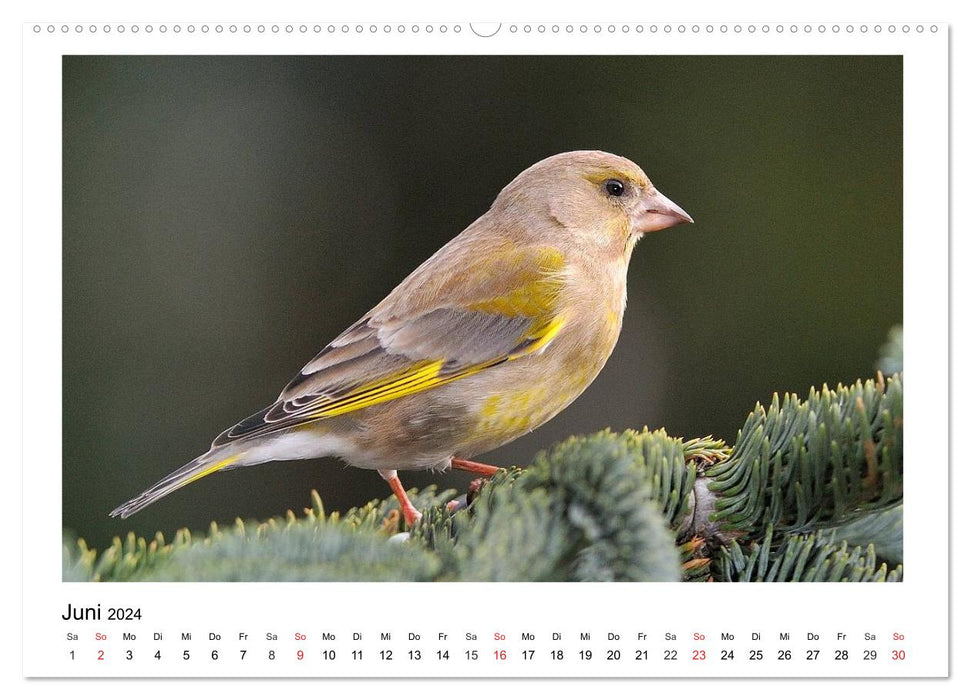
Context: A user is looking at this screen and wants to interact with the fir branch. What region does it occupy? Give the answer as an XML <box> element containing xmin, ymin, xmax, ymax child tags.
<box><xmin>449</xmin><ymin>432</ymin><xmax>682</xmax><ymax>581</ymax></box>
<box><xmin>704</xmin><ymin>374</ymin><xmax>903</xmax><ymax>537</ymax></box>
<box><xmin>66</xmin><ymin>487</ymin><xmax>453</xmax><ymax>582</ymax></box>
<box><xmin>714</xmin><ymin>526</ymin><xmax>902</xmax><ymax>583</ymax></box>
<box><xmin>820</xmin><ymin>504</ymin><xmax>903</xmax><ymax>567</ymax></box>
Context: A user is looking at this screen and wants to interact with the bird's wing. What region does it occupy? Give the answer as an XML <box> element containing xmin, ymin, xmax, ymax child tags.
<box><xmin>211</xmin><ymin>243</ymin><xmax>569</xmax><ymax>447</ymax></box>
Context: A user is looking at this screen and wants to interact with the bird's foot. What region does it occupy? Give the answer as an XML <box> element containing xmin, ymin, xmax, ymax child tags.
<box><xmin>446</xmin><ymin>498</ymin><xmax>464</xmax><ymax>512</ymax></box>
<box><xmin>446</xmin><ymin>477</ymin><xmax>488</xmax><ymax>514</ymax></box>
<box><xmin>399</xmin><ymin>504</ymin><xmax>422</xmax><ymax>528</ymax></box>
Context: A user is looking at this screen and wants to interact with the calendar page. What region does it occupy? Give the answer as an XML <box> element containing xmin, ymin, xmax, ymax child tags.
<box><xmin>20</xmin><ymin>3</ymin><xmax>951</xmax><ymax>686</ymax></box>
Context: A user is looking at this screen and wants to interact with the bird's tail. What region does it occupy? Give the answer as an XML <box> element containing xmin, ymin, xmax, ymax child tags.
<box><xmin>108</xmin><ymin>450</ymin><xmax>242</xmax><ymax>519</ymax></box>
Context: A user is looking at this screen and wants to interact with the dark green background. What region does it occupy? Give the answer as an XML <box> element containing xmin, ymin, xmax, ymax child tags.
<box><xmin>63</xmin><ymin>56</ymin><xmax>902</xmax><ymax>549</ymax></box>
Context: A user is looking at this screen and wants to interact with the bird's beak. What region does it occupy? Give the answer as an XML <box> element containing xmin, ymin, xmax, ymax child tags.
<box><xmin>635</xmin><ymin>188</ymin><xmax>694</xmax><ymax>233</ymax></box>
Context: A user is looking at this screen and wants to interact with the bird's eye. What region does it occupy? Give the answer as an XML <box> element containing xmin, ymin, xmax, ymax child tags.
<box><xmin>604</xmin><ymin>179</ymin><xmax>625</xmax><ymax>197</ymax></box>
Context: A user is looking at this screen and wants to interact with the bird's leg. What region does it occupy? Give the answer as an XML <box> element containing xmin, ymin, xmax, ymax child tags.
<box><xmin>378</xmin><ymin>469</ymin><xmax>421</xmax><ymax>528</ymax></box>
<box><xmin>450</xmin><ymin>457</ymin><xmax>500</xmax><ymax>477</ymax></box>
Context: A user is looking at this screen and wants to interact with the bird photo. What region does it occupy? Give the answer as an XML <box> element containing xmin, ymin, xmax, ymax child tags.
<box><xmin>110</xmin><ymin>151</ymin><xmax>692</xmax><ymax>527</ymax></box>
<box><xmin>63</xmin><ymin>55</ymin><xmax>902</xmax><ymax>582</ymax></box>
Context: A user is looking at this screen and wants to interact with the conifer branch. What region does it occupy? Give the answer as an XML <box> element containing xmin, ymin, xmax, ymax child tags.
<box><xmin>704</xmin><ymin>374</ymin><xmax>902</xmax><ymax>536</ymax></box>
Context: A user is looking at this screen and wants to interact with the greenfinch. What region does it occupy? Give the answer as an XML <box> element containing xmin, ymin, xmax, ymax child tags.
<box><xmin>110</xmin><ymin>150</ymin><xmax>692</xmax><ymax>525</ymax></box>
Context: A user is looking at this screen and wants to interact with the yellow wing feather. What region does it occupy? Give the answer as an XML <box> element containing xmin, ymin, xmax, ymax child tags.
<box><xmin>307</xmin><ymin>315</ymin><xmax>565</xmax><ymax>419</ymax></box>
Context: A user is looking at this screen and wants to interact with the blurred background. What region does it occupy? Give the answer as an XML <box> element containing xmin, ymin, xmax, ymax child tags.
<box><xmin>63</xmin><ymin>55</ymin><xmax>901</xmax><ymax>549</ymax></box>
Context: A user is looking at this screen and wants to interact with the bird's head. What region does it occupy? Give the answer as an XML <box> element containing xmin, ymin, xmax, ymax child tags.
<box><xmin>492</xmin><ymin>150</ymin><xmax>693</xmax><ymax>260</ymax></box>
